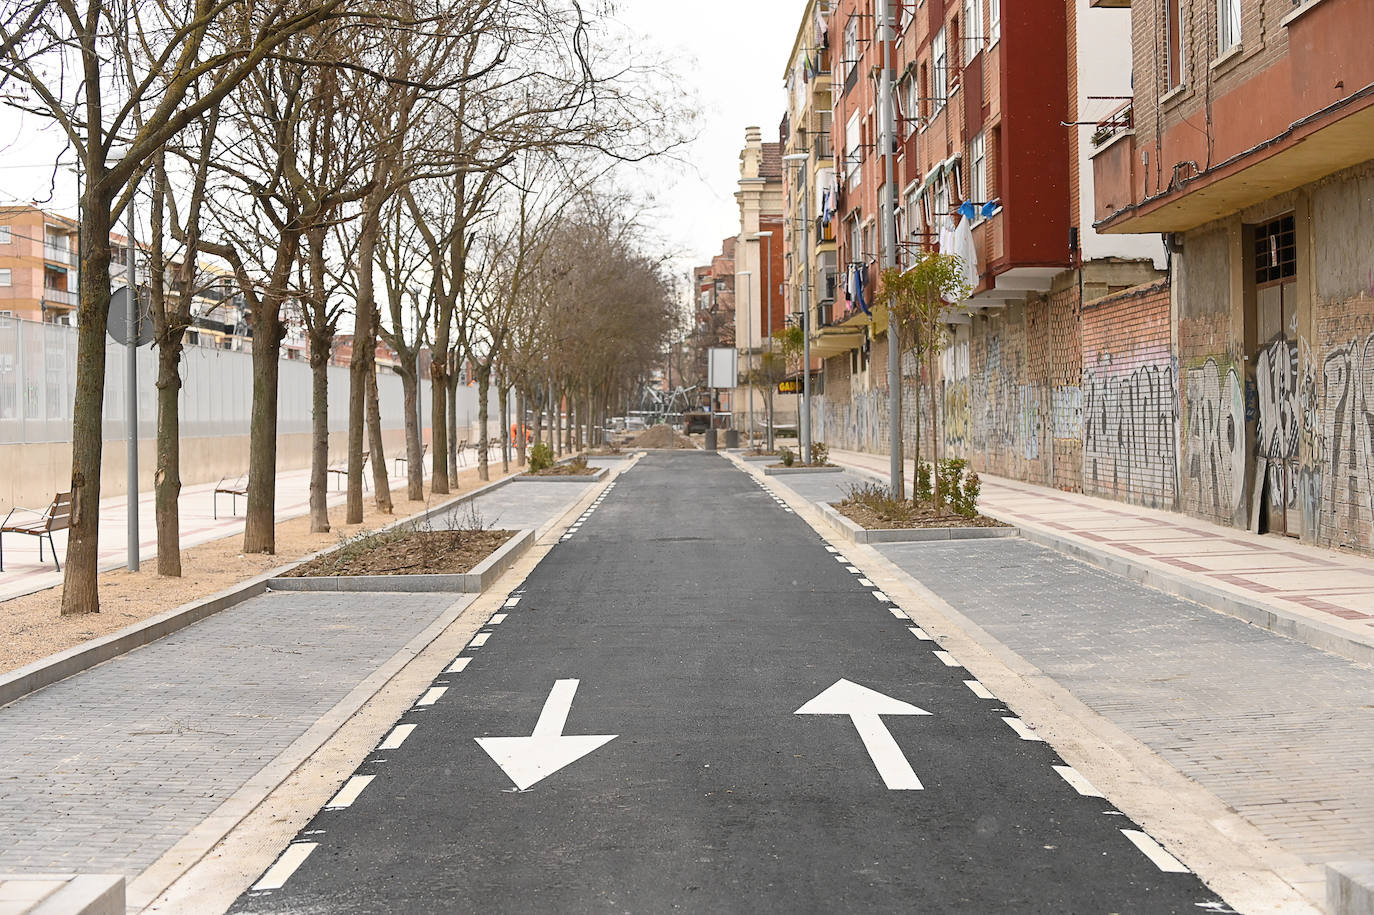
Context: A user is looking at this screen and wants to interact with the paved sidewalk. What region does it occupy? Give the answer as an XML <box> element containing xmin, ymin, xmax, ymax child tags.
<box><xmin>828</xmin><ymin>447</ymin><xmax>1374</xmax><ymax>661</ymax></box>
<box><xmin>0</xmin><ymin>443</ymin><xmax>509</xmax><ymax>603</ymax></box>
<box><xmin>0</xmin><ymin>466</ymin><xmax>598</xmax><ymax>890</ymax></box>
<box><xmin>757</xmin><ymin>456</ymin><xmax>1374</xmax><ymax>903</ymax></box>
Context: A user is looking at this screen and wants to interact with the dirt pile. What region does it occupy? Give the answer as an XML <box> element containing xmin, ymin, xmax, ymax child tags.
<box><xmin>630</xmin><ymin>425</ymin><xmax>697</xmax><ymax>449</ymax></box>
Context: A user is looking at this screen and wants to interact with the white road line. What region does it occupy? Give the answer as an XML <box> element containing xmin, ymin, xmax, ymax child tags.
<box><xmin>416</xmin><ymin>687</ymin><xmax>448</xmax><ymax>707</ymax></box>
<box><xmin>872</xmin><ymin>590</ymin><xmax>891</xmax><ymax>602</ymax></box>
<box><xmin>889</xmin><ymin>606</ymin><xmax>908</xmax><ymax>619</ymax></box>
<box><xmin>1003</xmin><ymin>717</ymin><xmax>1043</xmax><ymax>741</ymax></box>
<box><xmin>489</xmin><ymin>613</ymin><xmax>507</xmax><ymax>625</ymax></box>
<box><xmin>858</xmin><ymin>577</ymin><xmax>874</xmax><ymax>587</ymax></box>
<box><xmin>325</xmin><ymin>774</ymin><xmax>375</xmax><ymax>809</ymax></box>
<box><xmin>835</xmin><ymin>556</ymin><xmax>849</xmax><ymax>565</ymax></box>
<box><xmin>446</xmin><ymin>657</ymin><xmax>471</xmax><ymax>673</ymax></box>
<box><xmin>963</xmin><ymin>679</ymin><xmax>995</xmax><ymax>699</ymax></box>
<box><xmin>933</xmin><ymin>650</ymin><xmax>961</xmax><ymax>667</ymax></box>
<box><xmin>252</xmin><ymin>842</ymin><xmax>318</xmax><ymax>891</ymax></box>
<box><xmin>846</xmin><ymin>566</ymin><xmax>860</xmax><ymax>573</ymax></box>
<box><xmin>378</xmin><ymin>724</ymin><xmax>417</xmax><ymax>751</ymax></box>
<box><xmin>785</xmin><ymin>509</ymin><xmax>794</xmax><ymax>513</ymax></box>
<box><xmin>469</xmin><ymin>632</ymin><xmax>491</xmax><ymax>647</ymax></box>
<box><xmin>908</xmin><ymin>626</ymin><xmax>933</xmax><ymax>640</ymax></box>
<box><xmin>825</xmin><ymin>546</ymin><xmax>838</xmax><ymax>552</ymax></box>
<box><xmin>1121</xmin><ymin>829</ymin><xmax>1190</xmax><ymax>873</ymax></box>
<box><xmin>1053</xmin><ymin>765</ymin><xmax>1105</xmax><ymax>797</ymax></box>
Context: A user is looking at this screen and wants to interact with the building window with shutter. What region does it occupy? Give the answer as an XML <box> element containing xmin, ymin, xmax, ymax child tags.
<box><xmin>970</xmin><ymin>131</ymin><xmax>987</xmax><ymax>206</ymax></box>
<box><xmin>1165</xmin><ymin>0</ymin><xmax>1184</xmax><ymax>90</ymax></box>
<box><xmin>932</xmin><ymin>28</ymin><xmax>948</xmax><ymax>112</ymax></box>
<box><xmin>1217</xmin><ymin>0</ymin><xmax>1241</xmax><ymax>52</ymax></box>
<box><xmin>989</xmin><ymin>0</ymin><xmax>1000</xmax><ymax>43</ymax></box>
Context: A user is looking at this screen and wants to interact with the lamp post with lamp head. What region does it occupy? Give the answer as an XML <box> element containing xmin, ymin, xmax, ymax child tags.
<box><xmin>751</xmin><ymin>230</ymin><xmax>775</xmax><ymax>449</ymax></box>
<box><xmin>782</xmin><ymin>151</ymin><xmax>813</xmax><ymax>464</ymax></box>
<box><xmin>735</xmin><ymin>269</ymin><xmax>753</xmax><ymax>449</ymax></box>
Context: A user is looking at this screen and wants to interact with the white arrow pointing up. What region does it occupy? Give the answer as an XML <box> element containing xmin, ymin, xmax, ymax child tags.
<box><xmin>476</xmin><ymin>679</ymin><xmax>616</xmax><ymax>790</ymax></box>
<box><xmin>795</xmin><ymin>679</ymin><xmax>932</xmax><ymax>790</ymax></box>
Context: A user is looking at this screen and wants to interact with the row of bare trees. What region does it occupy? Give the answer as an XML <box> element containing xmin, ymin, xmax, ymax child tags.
<box><xmin>1</xmin><ymin>0</ymin><xmax>688</xmax><ymax>614</ymax></box>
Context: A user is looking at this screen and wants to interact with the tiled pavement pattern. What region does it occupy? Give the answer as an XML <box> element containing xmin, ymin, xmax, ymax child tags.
<box><xmin>0</xmin><ymin>591</ymin><xmax>461</xmax><ymax>877</ymax></box>
<box><xmin>877</xmin><ymin>537</ymin><xmax>1374</xmax><ymax>868</ymax></box>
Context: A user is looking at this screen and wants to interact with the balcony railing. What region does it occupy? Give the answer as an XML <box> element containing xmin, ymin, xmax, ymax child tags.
<box><xmin>1092</xmin><ymin>102</ymin><xmax>1134</xmax><ymax>148</ymax></box>
<box><xmin>43</xmin><ymin>244</ymin><xmax>77</xmax><ymax>266</ymax></box>
<box><xmin>42</xmin><ymin>288</ymin><xmax>78</xmax><ymax>307</ymax></box>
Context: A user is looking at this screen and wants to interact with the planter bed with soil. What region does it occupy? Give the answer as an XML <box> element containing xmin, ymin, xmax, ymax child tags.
<box><xmin>819</xmin><ymin>500</ymin><xmax>1015</xmax><ymax>544</ymax></box>
<box><xmin>517</xmin><ymin>461</ymin><xmax>608</xmax><ymax>482</ymax></box>
<box><xmin>762</xmin><ymin>463</ymin><xmax>843</xmax><ymax>475</ymax></box>
<box><xmin>270</xmin><ymin>528</ymin><xmax>533</xmax><ymax>592</ymax></box>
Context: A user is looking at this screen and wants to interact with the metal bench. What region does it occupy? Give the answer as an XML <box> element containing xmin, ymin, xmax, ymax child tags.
<box><xmin>328</xmin><ymin>452</ymin><xmax>369</xmax><ymax>491</ymax></box>
<box><xmin>455</xmin><ymin>439</ymin><xmax>469</xmax><ymax>466</ymax></box>
<box><xmin>1</xmin><ymin>492</ymin><xmax>72</xmax><ymax>572</ymax></box>
<box><xmin>213</xmin><ymin>473</ymin><xmax>248</xmax><ymax>520</ymax></box>
<box><xmin>394</xmin><ymin>443</ymin><xmax>428</xmax><ymax>476</ymax></box>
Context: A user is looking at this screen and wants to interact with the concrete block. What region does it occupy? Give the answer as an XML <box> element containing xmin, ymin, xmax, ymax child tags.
<box><xmin>761</xmin><ymin>465</ymin><xmax>845</xmax><ymax>476</ymax></box>
<box><xmin>815</xmin><ymin>500</ymin><xmax>1018</xmax><ymax>544</ymax></box>
<box><xmin>0</xmin><ymin>875</ymin><xmax>124</xmax><ymax>915</ymax></box>
<box><xmin>513</xmin><ymin>467</ymin><xmax>609</xmax><ymax>483</ymax></box>
<box><xmin>269</xmin><ymin>529</ymin><xmax>534</xmax><ymax>594</ymax></box>
<box><xmin>1329</xmin><ymin>860</ymin><xmax>1374</xmax><ymax>915</ymax></box>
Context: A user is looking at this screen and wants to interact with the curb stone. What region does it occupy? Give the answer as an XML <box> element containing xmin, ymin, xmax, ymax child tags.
<box><xmin>816</xmin><ymin>501</ymin><xmax>1018</xmax><ymax>544</ymax></box>
<box><xmin>0</xmin><ymin>874</ymin><xmax>124</xmax><ymax>915</ymax></box>
<box><xmin>514</xmin><ymin>467</ymin><xmax>609</xmax><ymax>483</ymax></box>
<box><xmin>267</xmin><ymin>529</ymin><xmax>535</xmax><ymax>593</ymax></box>
<box><xmin>1329</xmin><ymin>861</ymin><xmax>1374</xmax><ymax>915</ymax></box>
<box><xmin>0</xmin><ymin>474</ymin><xmax>520</xmax><ymax>709</ymax></box>
<box><xmin>761</xmin><ymin>465</ymin><xmax>844</xmax><ymax>476</ymax></box>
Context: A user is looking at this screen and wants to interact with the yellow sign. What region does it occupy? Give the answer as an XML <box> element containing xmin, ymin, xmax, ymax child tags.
<box><xmin>778</xmin><ymin>380</ymin><xmax>803</xmax><ymax>394</ymax></box>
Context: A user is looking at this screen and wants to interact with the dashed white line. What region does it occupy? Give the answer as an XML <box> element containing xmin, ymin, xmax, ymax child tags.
<box><xmin>858</xmin><ymin>577</ymin><xmax>874</xmax><ymax>587</ymax></box>
<box><xmin>1003</xmin><ymin>717</ymin><xmax>1043</xmax><ymax>741</ymax></box>
<box><xmin>446</xmin><ymin>657</ymin><xmax>471</xmax><ymax>673</ymax></box>
<box><xmin>835</xmin><ymin>556</ymin><xmax>849</xmax><ymax>563</ymax></box>
<box><xmin>825</xmin><ymin>546</ymin><xmax>838</xmax><ymax>553</ymax></box>
<box><xmin>378</xmin><ymin>724</ymin><xmax>417</xmax><ymax>751</ymax></box>
<box><xmin>325</xmin><ymin>774</ymin><xmax>375</xmax><ymax>810</ymax></box>
<box><xmin>963</xmin><ymin>679</ymin><xmax>995</xmax><ymax>699</ymax></box>
<box><xmin>845</xmin><ymin>566</ymin><xmax>860</xmax><ymax>573</ymax></box>
<box><xmin>252</xmin><ymin>842</ymin><xmax>318</xmax><ymax>891</ymax></box>
<box><xmin>469</xmin><ymin>632</ymin><xmax>491</xmax><ymax>647</ymax></box>
<box><xmin>933</xmin><ymin>650</ymin><xmax>961</xmax><ymax>667</ymax></box>
<box><xmin>872</xmin><ymin>590</ymin><xmax>891</xmax><ymax>602</ymax></box>
<box><xmin>1053</xmin><ymin>765</ymin><xmax>1105</xmax><ymax>797</ymax></box>
<box><xmin>889</xmin><ymin>606</ymin><xmax>908</xmax><ymax>619</ymax></box>
<box><xmin>907</xmin><ymin>626</ymin><xmax>933</xmax><ymax>640</ymax></box>
<box><xmin>416</xmin><ymin>687</ymin><xmax>447</xmax><ymax>707</ymax></box>
<box><xmin>489</xmin><ymin>613</ymin><xmax>507</xmax><ymax>625</ymax></box>
<box><xmin>1121</xmin><ymin>829</ymin><xmax>1190</xmax><ymax>873</ymax></box>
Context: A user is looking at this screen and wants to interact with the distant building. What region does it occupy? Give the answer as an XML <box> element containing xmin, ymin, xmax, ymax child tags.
<box><xmin>686</xmin><ymin>236</ymin><xmax>737</xmax><ymax>413</ymax></box>
<box><xmin>733</xmin><ymin>127</ymin><xmax>786</xmax><ymax>437</ymax></box>
<box><xmin>0</xmin><ymin>206</ymin><xmax>79</xmax><ymax>324</ymax></box>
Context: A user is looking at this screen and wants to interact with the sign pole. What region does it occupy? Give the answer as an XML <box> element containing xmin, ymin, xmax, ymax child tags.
<box><xmin>126</xmin><ymin>192</ymin><xmax>139</xmax><ymax>572</ymax></box>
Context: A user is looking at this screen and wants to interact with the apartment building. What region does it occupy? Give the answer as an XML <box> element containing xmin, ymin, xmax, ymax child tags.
<box><xmin>1093</xmin><ymin>0</ymin><xmax>1374</xmax><ymax>552</ymax></box>
<box><xmin>0</xmin><ymin>206</ymin><xmax>79</xmax><ymax>324</ymax></box>
<box><xmin>732</xmin><ymin>127</ymin><xmax>786</xmax><ymax>438</ymax></box>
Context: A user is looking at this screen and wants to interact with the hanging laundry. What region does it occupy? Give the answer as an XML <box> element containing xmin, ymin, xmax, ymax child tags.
<box><xmin>951</xmin><ymin>214</ymin><xmax>980</xmax><ymax>297</ymax></box>
<box><xmin>957</xmin><ymin>200</ymin><xmax>977</xmax><ymax>222</ymax></box>
<box><xmin>855</xmin><ymin>265</ymin><xmax>871</xmax><ymax>316</ymax></box>
<box><xmin>981</xmin><ymin>199</ymin><xmax>1000</xmax><ymax>219</ymax></box>
<box><xmin>937</xmin><ymin>214</ymin><xmax>956</xmax><ymax>256</ymax></box>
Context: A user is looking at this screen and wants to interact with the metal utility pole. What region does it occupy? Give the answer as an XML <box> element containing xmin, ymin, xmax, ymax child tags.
<box><xmin>753</xmin><ymin>231</ymin><xmax>775</xmax><ymax>450</ymax></box>
<box><xmin>782</xmin><ymin>152</ymin><xmax>814</xmax><ymax>464</ymax></box>
<box><xmin>877</xmin><ymin>0</ymin><xmax>903</xmax><ymax>498</ymax></box>
<box><xmin>125</xmin><ymin>190</ymin><xmax>139</xmax><ymax>572</ymax></box>
<box><xmin>737</xmin><ymin>269</ymin><xmax>753</xmax><ymax>449</ymax></box>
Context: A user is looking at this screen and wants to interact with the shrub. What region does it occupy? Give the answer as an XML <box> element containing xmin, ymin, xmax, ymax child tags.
<box><xmin>529</xmin><ymin>442</ymin><xmax>554</xmax><ymax>473</ymax></box>
<box><xmin>914</xmin><ymin>461</ymin><xmax>933</xmax><ymax>505</ymax></box>
<box><xmin>939</xmin><ymin>457</ymin><xmax>980</xmax><ymax>518</ymax></box>
<box><xmin>780</xmin><ymin>447</ymin><xmax>795</xmax><ymax>467</ymax></box>
<box><xmin>810</xmin><ymin>441</ymin><xmax>829</xmax><ymax>465</ymax></box>
<box><xmin>840</xmin><ymin>481</ymin><xmax>917</xmax><ymax>524</ymax></box>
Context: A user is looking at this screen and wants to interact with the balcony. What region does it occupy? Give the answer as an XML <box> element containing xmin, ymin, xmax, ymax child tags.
<box><xmin>43</xmin><ymin>244</ymin><xmax>76</xmax><ymax>266</ymax></box>
<box><xmin>42</xmin><ymin>288</ymin><xmax>78</xmax><ymax>308</ymax></box>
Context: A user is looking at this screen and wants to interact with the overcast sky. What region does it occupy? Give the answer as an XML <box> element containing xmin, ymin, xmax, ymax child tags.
<box><xmin>0</xmin><ymin>0</ymin><xmax>802</xmax><ymax>286</ymax></box>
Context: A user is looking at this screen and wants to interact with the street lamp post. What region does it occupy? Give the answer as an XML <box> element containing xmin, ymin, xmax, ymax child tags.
<box><xmin>752</xmin><ymin>230</ymin><xmax>774</xmax><ymax>450</ymax></box>
<box><xmin>124</xmin><ymin>174</ymin><xmax>139</xmax><ymax>572</ymax></box>
<box><xmin>736</xmin><ymin>269</ymin><xmax>753</xmax><ymax>449</ymax></box>
<box><xmin>783</xmin><ymin>152</ymin><xmax>813</xmax><ymax>465</ymax></box>
<box><xmin>877</xmin><ymin>0</ymin><xmax>903</xmax><ymax>497</ymax></box>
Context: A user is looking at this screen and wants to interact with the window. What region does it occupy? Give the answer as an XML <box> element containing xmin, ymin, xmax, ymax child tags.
<box><xmin>1165</xmin><ymin>0</ymin><xmax>1183</xmax><ymax>90</ymax></box>
<box><xmin>904</xmin><ymin>187</ymin><xmax>922</xmax><ymax>262</ymax></box>
<box><xmin>932</xmin><ymin>27</ymin><xmax>948</xmax><ymax>111</ymax></box>
<box><xmin>969</xmin><ymin>131</ymin><xmax>987</xmax><ymax>205</ymax></box>
<box><xmin>844</xmin><ymin>16</ymin><xmax>859</xmax><ymax>76</ymax></box>
<box><xmin>0</xmin><ymin>268</ymin><xmax>10</xmax><ymax>286</ymax></box>
<box><xmin>0</xmin><ymin>226</ymin><xmax>10</xmax><ymax>244</ymax></box>
<box><xmin>862</xmin><ymin>222</ymin><xmax>874</xmax><ymax>262</ymax></box>
<box><xmin>1217</xmin><ymin>0</ymin><xmax>1241</xmax><ymax>52</ymax></box>
<box><xmin>989</xmin><ymin>0</ymin><xmax>1000</xmax><ymax>43</ymax></box>
<box><xmin>1254</xmin><ymin>215</ymin><xmax>1296</xmax><ymax>286</ymax></box>
<box><xmin>964</xmin><ymin>0</ymin><xmax>983</xmax><ymax>50</ymax></box>
<box><xmin>845</xmin><ymin>111</ymin><xmax>862</xmax><ymax>186</ymax></box>
<box><xmin>903</xmin><ymin>76</ymin><xmax>920</xmax><ymax>137</ymax></box>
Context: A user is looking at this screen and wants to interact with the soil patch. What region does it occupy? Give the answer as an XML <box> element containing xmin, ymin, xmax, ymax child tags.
<box><xmin>833</xmin><ymin>500</ymin><xmax>1010</xmax><ymax>530</ymax></box>
<box><xmin>631</xmin><ymin>425</ymin><xmax>696</xmax><ymax>449</ymax></box>
<box><xmin>283</xmin><ymin>529</ymin><xmax>515</xmax><ymax>577</ymax></box>
<box><xmin>0</xmin><ymin>463</ymin><xmax>514</xmax><ymax>676</ymax></box>
<box><xmin>530</xmin><ymin>459</ymin><xmax>602</xmax><ymax>476</ymax></box>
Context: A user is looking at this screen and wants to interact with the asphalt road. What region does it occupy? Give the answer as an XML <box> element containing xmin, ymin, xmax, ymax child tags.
<box><xmin>232</xmin><ymin>451</ymin><xmax>1232</xmax><ymax>914</ymax></box>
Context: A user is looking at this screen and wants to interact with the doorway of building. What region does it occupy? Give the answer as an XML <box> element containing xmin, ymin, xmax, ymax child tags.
<box><xmin>1252</xmin><ymin>214</ymin><xmax>1300</xmax><ymax>537</ymax></box>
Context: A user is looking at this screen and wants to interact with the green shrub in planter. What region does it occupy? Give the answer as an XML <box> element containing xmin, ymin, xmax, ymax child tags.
<box><xmin>529</xmin><ymin>442</ymin><xmax>554</xmax><ymax>473</ymax></box>
<box><xmin>780</xmin><ymin>447</ymin><xmax>795</xmax><ymax>467</ymax></box>
<box><xmin>811</xmin><ymin>441</ymin><xmax>829</xmax><ymax>465</ymax></box>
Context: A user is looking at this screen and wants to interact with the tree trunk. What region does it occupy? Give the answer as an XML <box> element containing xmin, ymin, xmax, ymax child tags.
<box><xmin>499</xmin><ymin>376</ymin><xmax>510</xmax><ymax>474</ymax></box>
<box><xmin>151</xmin><ymin>163</ymin><xmax>183</xmax><ymax>577</ymax></box>
<box><xmin>308</xmin><ymin>337</ymin><xmax>331</xmax><ymax>533</ymax></box>
<box><xmin>365</xmin><ymin>354</ymin><xmax>392</xmax><ymax>512</ymax></box>
<box><xmin>61</xmin><ymin>189</ymin><xmax>115</xmax><ymax>615</ymax></box>
<box><xmin>401</xmin><ymin>359</ymin><xmax>423</xmax><ymax>501</ymax></box>
<box><xmin>429</xmin><ymin>360</ymin><xmax>450</xmax><ymax>495</ymax></box>
<box><xmin>476</xmin><ymin>360</ymin><xmax>491</xmax><ymax>481</ymax></box>
<box><xmin>447</xmin><ymin>365</ymin><xmax>460</xmax><ymax>483</ymax></box>
<box><xmin>517</xmin><ymin>389</ymin><xmax>527</xmax><ymax>466</ymax></box>
<box><xmin>347</xmin><ymin>195</ymin><xmax>383</xmax><ymax>523</ymax></box>
<box><xmin>243</xmin><ymin>304</ymin><xmax>284</xmax><ymax>553</ymax></box>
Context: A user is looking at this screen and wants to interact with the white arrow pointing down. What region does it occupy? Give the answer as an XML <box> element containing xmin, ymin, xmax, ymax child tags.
<box><xmin>795</xmin><ymin>679</ymin><xmax>931</xmax><ymax>790</ymax></box>
<box><xmin>476</xmin><ymin>679</ymin><xmax>616</xmax><ymax>790</ymax></box>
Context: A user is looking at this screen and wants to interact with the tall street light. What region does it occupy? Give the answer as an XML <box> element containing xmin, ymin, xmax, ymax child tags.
<box><xmin>736</xmin><ymin>269</ymin><xmax>753</xmax><ymax>449</ymax></box>
<box><xmin>877</xmin><ymin>0</ymin><xmax>903</xmax><ymax>497</ymax></box>
<box><xmin>751</xmin><ymin>230</ymin><xmax>774</xmax><ymax>450</ymax></box>
<box><xmin>782</xmin><ymin>152</ymin><xmax>813</xmax><ymax>465</ymax></box>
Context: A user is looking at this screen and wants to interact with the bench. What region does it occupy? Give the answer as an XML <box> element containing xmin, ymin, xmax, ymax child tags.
<box><xmin>328</xmin><ymin>452</ymin><xmax>369</xmax><ymax>491</ymax></box>
<box><xmin>213</xmin><ymin>474</ymin><xmax>248</xmax><ymax>520</ymax></box>
<box><xmin>455</xmin><ymin>439</ymin><xmax>469</xmax><ymax>466</ymax></box>
<box><xmin>1</xmin><ymin>492</ymin><xmax>72</xmax><ymax>572</ymax></box>
<box><xmin>394</xmin><ymin>443</ymin><xmax>428</xmax><ymax>477</ymax></box>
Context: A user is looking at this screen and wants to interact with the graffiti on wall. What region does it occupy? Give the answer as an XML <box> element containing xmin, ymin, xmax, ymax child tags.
<box><xmin>1182</xmin><ymin>358</ymin><xmax>1247</xmax><ymax>523</ymax></box>
<box><xmin>971</xmin><ymin>334</ymin><xmax>1045</xmax><ymax>465</ymax></box>
<box><xmin>944</xmin><ymin>380</ymin><xmax>971</xmax><ymax>452</ymax></box>
<box><xmin>1256</xmin><ymin>337</ymin><xmax>1300</xmax><ymax>461</ymax></box>
<box><xmin>1052</xmin><ymin>386</ymin><xmax>1083</xmax><ymax>440</ymax></box>
<box><xmin>1321</xmin><ymin>333</ymin><xmax>1374</xmax><ymax>547</ymax></box>
<box><xmin>1081</xmin><ymin>360</ymin><xmax>1179</xmax><ymax>507</ymax></box>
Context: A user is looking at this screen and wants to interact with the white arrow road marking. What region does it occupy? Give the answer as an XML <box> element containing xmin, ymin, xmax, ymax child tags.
<box><xmin>476</xmin><ymin>679</ymin><xmax>617</xmax><ymax>791</ymax></box>
<box><xmin>252</xmin><ymin>843</ymin><xmax>317</xmax><ymax>891</ymax></box>
<box><xmin>795</xmin><ymin>679</ymin><xmax>932</xmax><ymax>790</ymax></box>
